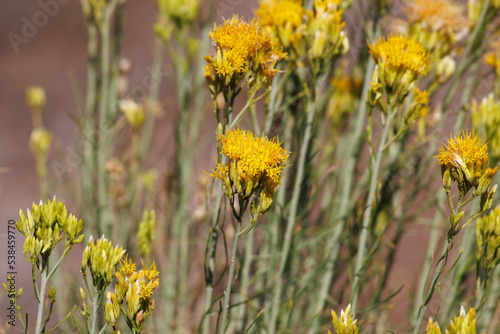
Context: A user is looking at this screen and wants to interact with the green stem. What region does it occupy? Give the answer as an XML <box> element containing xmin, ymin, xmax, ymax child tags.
<box><xmin>268</xmin><ymin>89</ymin><xmax>318</xmax><ymax>333</ymax></box>
<box><xmin>307</xmin><ymin>55</ymin><xmax>376</xmax><ymax>331</ymax></box>
<box><xmin>350</xmin><ymin>102</ymin><xmax>397</xmax><ymax>315</ymax></box>
<box><xmin>35</xmin><ymin>269</ymin><xmax>48</xmax><ymax>334</ymax></box>
<box><xmin>96</xmin><ymin>3</ymin><xmax>114</xmax><ymax>238</ymax></box>
<box><xmin>218</xmin><ymin>208</ymin><xmax>244</xmax><ymax>334</ymax></box>
<box><xmin>413</xmin><ymin>239</ymin><xmax>451</xmax><ymax>334</ymax></box>
<box><xmin>235</xmin><ymin>226</ymin><xmax>255</xmax><ymax>332</ymax></box>
<box><xmin>90</xmin><ymin>290</ymin><xmax>104</xmax><ymax>334</ymax></box>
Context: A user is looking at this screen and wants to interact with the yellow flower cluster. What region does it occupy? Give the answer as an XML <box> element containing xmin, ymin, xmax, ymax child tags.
<box><xmin>369</xmin><ymin>35</ymin><xmax>430</xmax><ymax>95</ymax></box>
<box><xmin>210</xmin><ymin>128</ymin><xmax>289</xmax><ymax>222</ymax></box>
<box><xmin>255</xmin><ymin>0</ymin><xmax>304</xmax><ymax>49</ymax></box>
<box><xmin>205</xmin><ymin>16</ymin><xmax>285</xmax><ymax>91</ymax></box>
<box><xmin>307</xmin><ymin>0</ymin><xmax>349</xmax><ymax>61</ymax></box>
<box><xmin>403</xmin><ymin>0</ymin><xmax>469</xmax><ymax>58</ymax></box>
<box><xmin>328</xmin><ymin>304</ymin><xmax>358</xmax><ymax>334</ymax></box>
<box><xmin>476</xmin><ymin>205</ymin><xmax>500</xmax><ymax>273</ymax></box>
<box><xmin>436</xmin><ymin>131</ymin><xmax>497</xmax><ymax>199</ymax></box>
<box><xmin>436</xmin><ymin>131</ymin><xmax>488</xmax><ymax>178</ymax></box>
<box><xmin>109</xmin><ymin>256</ymin><xmax>160</xmax><ymax>331</ymax></box>
<box><xmin>471</xmin><ymin>94</ymin><xmax>500</xmax><ymax>162</ymax></box>
<box><xmin>255</xmin><ymin>0</ymin><xmax>349</xmax><ymax>62</ymax></box>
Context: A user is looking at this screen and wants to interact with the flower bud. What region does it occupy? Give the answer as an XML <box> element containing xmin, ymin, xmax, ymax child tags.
<box><xmin>26</xmin><ymin>86</ymin><xmax>46</xmax><ymax>110</ymax></box>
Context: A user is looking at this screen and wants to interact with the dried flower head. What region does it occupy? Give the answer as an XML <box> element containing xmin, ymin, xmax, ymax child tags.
<box><xmin>205</xmin><ymin>16</ymin><xmax>285</xmax><ymax>92</ymax></box>
<box><xmin>329</xmin><ymin>304</ymin><xmax>358</xmax><ymax>334</ymax></box>
<box><xmin>369</xmin><ymin>35</ymin><xmax>430</xmax><ymax>94</ymax></box>
<box><xmin>403</xmin><ymin>0</ymin><xmax>469</xmax><ymax>56</ymax></box>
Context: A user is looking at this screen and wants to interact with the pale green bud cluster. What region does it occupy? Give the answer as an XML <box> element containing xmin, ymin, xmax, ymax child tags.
<box><xmin>476</xmin><ymin>205</ymin><xmax>500</xmax><ymax>273</ymax></box>
<box><xmin>306</xmin><ymin>1</ymin><xmax>349</xmax><ymax>68</ymax></box>
<box><xmin>81</xmin><ymin>235</ymin><xmax>125</xmax><ymax>291</ymax></box>
<box><xmin>471</xmin><ymin>94</ymin><xmax>500</xmax><ymax>163</ymax></box>
<box><xmin>119</xmin><ymin>99</ymin><xmax>145</xmax><ymax>130</ymax></box>
<box><xmin>30</xmin><ymin>128</ymin><xmax>52</xmax><ymax>156</ymax></box>
<box><xmin>138</xmin><ymin>210</ymin><xmax>156</xmax><ymax>259</ymax></box>
<box><xmin>17</xmin><ymin>198</ymin><xmax>84</xmax><ymax>265</ymax></box>
<box><xmin>104</xmin><ymin>292</ymin><xmax>121</xmax><ymax>327</ymax></box>
<box><xmin>25</xmin><ymin>86</ymin><xmax>46</xmax><ymax>111</ymax></box>
<box><xmin>154</xmin><ymin>0</ymin><xmax>199</xmax><ymax>41</ymax></box>
<box><xmin>426</xmin><ymin>307</ymin><xmax>485</xmax><ymax>334</ymax></box>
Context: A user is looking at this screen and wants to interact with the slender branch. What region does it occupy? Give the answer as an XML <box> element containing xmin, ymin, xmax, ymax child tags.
<box><xmin>350</xmin><ymin>101</ymin><xmax>397</xmax><ymax>315</ymax></box>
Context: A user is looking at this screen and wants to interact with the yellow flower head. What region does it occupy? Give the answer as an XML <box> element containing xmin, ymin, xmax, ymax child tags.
<box><xmin>403</xmin><ymin>0</ymin><xmax>469</xmax><ymax>55</ymax></box>
<box><xmin>436</xmin><ymin>131</ymin><xmax>488</xmax><ymax>175</ymax></box>
<box><xmin>436</xmin><ymin>131</ymin><xmax>491</xmax><ymax>195</ymax></box>
<box><xmin>120</xmin><ymin>255</ymin><xmax>137</xmax><ymax>278</ymax></box>
<box><xmin>445</xmin><ymin>307</ymin><xmax>477</xmax><ymax>334</ymax></box>
<box><xmin>205</xmin><ymin>15</ymin><xmax>285</xmax><ymax>90</ymax></box>
<box><xmin>328</xmin><ymin>304</ymin><xmax>358</xmax><ymax>334</ymax></box>
<box><xmin>255</xmin><ymin>0</ymin><xmax>304</xmax><ymax>50</ymax></box>
<box><xmin>369</xmin><ymin>35</ymin><xmax>430</xmax><ymax>92</ymax></box>
<box><xmin>212</xmin><ymin>128</ymin><xmax>289</xmax><ymax>189</ymax></box>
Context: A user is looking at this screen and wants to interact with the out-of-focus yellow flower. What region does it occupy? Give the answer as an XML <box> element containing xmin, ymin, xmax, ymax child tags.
<box><xmin>205</xmin><ymin>16</ymin><xmax>285</xmax><ymax>92</ymax></box>
<box><xmin>471</xmin><ymin>94</ymin><xmax>500</xmax><ymax>162</ymax></box>
<box><xmin>30</xmin><ymin>128</ymin><xmax>52</xmax><ymax>157</ymax></box>
<box><xmin>404</xmin><ymin>87</ymin><xmax>429</xmax><ymax>125</ymax></box>
<box><xmin>119</xmin><ymin>99</ymin><xmax>145</xmax><ymax>130</ymax></box>
<box><xmin>403</xmin><ymin>0</ymin><xmax>469</xmax><ymax>58</ymax></box>
<box><xmin>26</xmin><ymin>86</ymin><xmax>46</xmax><ymax>111</ymax></box>
<box><xmin>255</xmin><ymin>0</ymin><xmax>304</xmax><ymax>50</ymax></box>
<box><xmin>138</xmin><ymin>210</ymin><xmax>155</xmax><ymax>259</ymax></box>
<box><xmin>484</xmin><ymin>38</ymin><xmax>500</xmax><ymax>78</ymax></box>
<box><xmin>469</xmin><ymin>0</ymin><xmax>500</xmax><ymax>23</ymax></box>
<box><xmin>476</xmin><ymin>205</ymin><xmax>500</xmax><ymax>273</ymax></box>
<box><xmin>369</xmin><ymin>34</ymin><xmax>430</xmax><ymax>95</ymax></box>
<box><xmin>306</xmin><ymin>0</ymin><xmax>349</xmax><ymax>61</ymax></box>
<box><xmin>327</xmin><ymin>69</ymin><xmax>362</xmax><ymax>131</ymax></box>
<box><xmin>328</xmin><ymin>304</ymin><xmax>358</xmax><ymax>334</ymax></box>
